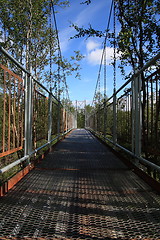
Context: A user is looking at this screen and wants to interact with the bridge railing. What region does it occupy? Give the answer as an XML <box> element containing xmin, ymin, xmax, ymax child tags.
<box><xmin>86</xmin><ymin>53</ymin><xmax>160</xmax><ymax>180</ymax></box>
<box><xmin>0</xmin><ymin>46</ymin><xmax>76</xmax><ymax>177</ymax></box>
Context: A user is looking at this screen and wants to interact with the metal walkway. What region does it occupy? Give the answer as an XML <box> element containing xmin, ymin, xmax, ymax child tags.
<box><xmin>0</xmin><ymin>129</ymin><xmax>160</xmax><ymax>240</ymax></box>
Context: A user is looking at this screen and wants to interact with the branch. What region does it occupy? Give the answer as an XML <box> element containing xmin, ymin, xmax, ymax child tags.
<box><xmin>80</xmin><ymin>0</ymin><xmax>91</xmax><ymax>5</ymax></box>
<box><xmin>70</xmin><ymin>24</ymin><xmax>104</xmax><ymax>39</ymax></box>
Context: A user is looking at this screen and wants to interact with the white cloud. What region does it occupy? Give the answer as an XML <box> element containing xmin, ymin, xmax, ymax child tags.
<box><xmin>86</xmin><ymin>39</ymin><xmax>121</xmax><ymax>66</ymax></box>
<box><xmin>58</xmin><ymin>1</ymin><xmax>106</xmax><ymax>52</ymax></box>
<box><xmin>59</xmin><ymin>27</ymin><xmax>73</xmax><ymax>52</ymax></box>
<box><xmin>86</xmin><ymin>40</ymin><xmax>101</xmax><ymax>52</ymax></box>
<box><xmin>87</xmin><ymin>48</ymin><xmax>103</xmax><ymax>65</ymax></box>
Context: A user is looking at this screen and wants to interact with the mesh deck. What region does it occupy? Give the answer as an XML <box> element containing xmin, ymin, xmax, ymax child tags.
<box><xmin>0</xmin><ymin>129</ymin><xmax>160</xmax><ymax>239</ymax></box>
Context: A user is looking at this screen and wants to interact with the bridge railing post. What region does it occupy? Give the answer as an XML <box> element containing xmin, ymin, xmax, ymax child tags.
<box><xmin>75</xmin><ymin>111</ymin><xmax>77</xmax><ymax>129</ymax></box>
<box><xmin>66</xmin><ymin>111</ymin><xmax>68</xmax><ymax>131</ymax></box>
<box><xmin>113</xmin><ymin>89</ymin><xmax>117</xmax><ymax>145</ymax></box>
<box><xmin>132</xmin><ymin>74</ymin><xmax>142</xmax><ymax>164</ymax></box>
<box><xmin>84</xmin><ymin>100</ymin><xmax>87</xmax><ymax>129</ymax></box>
<box><xmin>24</xmin><ymin>72</ymin><xmax>33</xmax><ymax>159</ymax></box>
<box><xmin>57</xmin><ymin>101</ymin><xmax>61</xmax><ymax>138</ymax></box>
<box><xmin>62</xmin><ymin>108</ymin><xmax>65</xmax><ymax>135</ymax></box>
<box><xmin>48</xmin><ymin>89</ymin><xmax>52</xmax><ymax>143</ymax></box>
<box><xmin>103</xmin><ymin>100</ymin><xmax>107</xmax><ymax>139</ymax></box>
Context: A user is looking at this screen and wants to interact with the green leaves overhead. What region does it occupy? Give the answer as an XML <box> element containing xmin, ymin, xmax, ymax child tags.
<box><xmin>71</xmin><ymin>0</ymin><xmax>159</xmax><ymax>75</ymax></box>
<box><xmin>70</xmin><ymin>24</ymin><xmax>104</xmax><ymax>39</ymax></box>
<box><xmin>0</xmin><ymin>0</ymin><xmax>84</xmax><ymax>92</ymax></box>
<box><xmin>116</xmin><ymin>0</ymin><xmax>159</xmax><ymax>71</ymax></box>
<box><xmin>53</xmin><ymin>51</ymin><xmax>84</xmax><ymax>80</ymax></box>
<box><xmin>0</xmin><ymin>0</ymin><xmax>56</xmax><ymax>69</ymax></box>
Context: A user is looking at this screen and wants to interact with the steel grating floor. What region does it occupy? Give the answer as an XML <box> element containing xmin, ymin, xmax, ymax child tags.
<box><xmin>0</xmin><ymin>129</ymin><xmax>160</xmax><ymax>240</ymax></box>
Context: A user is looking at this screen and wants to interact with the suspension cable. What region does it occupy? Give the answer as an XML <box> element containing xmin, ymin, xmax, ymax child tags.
<box><xmin>49</xmin><ymin>2</ymin><xmax>52</xmax><ymax>89</ymax></box>
<box><xmin>50</xmin><ymin>0</ymin><xmax>70</xmax><ymax>102</ymax></box>
<box><xmin>91</xmin><ymin>0</ymin><xmax>114</xmax><ymax>106</ymax></box>
<box><xmin>113</xmin><ymin>0</ymin><xmax>116</xmax><ymax>92</ymax></box>
<box><xmin>104</xmin><ymin>46</ymin><xmax>106</xmax><ymax>100</ymax></box>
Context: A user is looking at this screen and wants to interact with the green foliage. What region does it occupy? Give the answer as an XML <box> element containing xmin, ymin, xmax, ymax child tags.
<box><xmin>61</xmin><ymin>98</ymin><xmax>75</xmax><ymax>113</ymax></box>
<box><xmin>0</xmin><ymin>0</ymin><xmax>57</xmax><ymax>74</ymax></box>
<box><xmin>70</xmin><ymin>24</ymin><xmax>104</xmax><ymax>39</ymax></box>
<box><xmin>116</xmin><ymin>0</ymin><xmax>160</xmax><ymax>73</ymax></box>
<box><xmin>77</xmin><ymin>111</ymin><xmax>85</xmax><ymax>128</ymax></box>
<box><xmin>0</xmin><ymin>0</ymin><xmax>84</xmax><ymax>99</ymax></box>
<box><xmin>56</xmin><ymin>51</ymin><xmax>84</xmax><ymax>79</ymax></box>
<box><xmin>71</xmin><ymin>0</ymin><xmax>159</xmax><ymax>76</ymax></box>
<box><xmin>85</xmin><ymin>104</ymin><xmax>94</xmax><ymax>114</ymax></box>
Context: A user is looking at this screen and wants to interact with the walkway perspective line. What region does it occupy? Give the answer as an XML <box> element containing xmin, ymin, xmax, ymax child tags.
<box><xmin>0</xmin><ymin>129</ymin><xmax>160</xmax><ymax>239</ymax></box>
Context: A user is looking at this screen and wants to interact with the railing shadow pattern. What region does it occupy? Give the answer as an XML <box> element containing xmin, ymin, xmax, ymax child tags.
<box><xmin>0</xmin><ymin>129</ymin><xmax>159</xmax><ymax>239</ymax></box>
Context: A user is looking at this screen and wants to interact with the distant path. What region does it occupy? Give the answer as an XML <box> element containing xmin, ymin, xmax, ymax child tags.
<box><xmin>0</xmin><ymin>129</ymin><xmax>160</xmax><ymax>239</ymax></box>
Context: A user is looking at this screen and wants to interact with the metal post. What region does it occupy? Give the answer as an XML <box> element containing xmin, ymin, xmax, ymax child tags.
<box><xmin>84</xmin><ymin>100</ymin><xmax>86</xmax><ymax>128</ymax></box>
<box><xmin>74</xmin><ymin>111</ymin><xmax>77</xmax><ymax>129</ymax></box>
<box><xmin>66</xmin><ymin>110</ymin><xmax>68</xmax><ymax>132</ymax></box>
<box><xmin>48</xmin><ymin>89</ymin><xmax>52</xmax><ymax>143</ymax></box>
<box><xmin>113</xmin><ymin>89</ymin><xmax>117</xmax><ymax>145</ymax></box>
<box><xmin>131</xmin><ymin>79</ymin><xmax>135</xmax><ymax>153</ymax></box>
<box><xmin>57</xmin><ymin>101</ymin><xmax>60</xmax><ymax>138</ymax></box>
<box><xmin>24</xmin><ymin>72</ymin><xmax>33</xmax><ymax>158</ymax></box>
<box><xmin>104</xmin><ymin>101</ymin><xmax>107</xmax><ymax>138</ymax></box>
<box><xmin>134</xmin><ymin>75</ymin><xmax>142</xmax><ymax>158</ymax></box>
<box><xmin>76</xmin><ymin>100</ymin><xmax>78</xmax><ymax>129</ymax></box>
<box><xmin>62</xmin><ymin>108</ymin><xmax>65</xmax><ymax>135</ymax></box>
<box><xmin>104</xmin><ymin>46</ymin><xmax>107</xmax><ymax>138</ymax></box>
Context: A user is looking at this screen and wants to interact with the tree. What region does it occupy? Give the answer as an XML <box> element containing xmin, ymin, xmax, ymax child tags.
<box><xmin>72</xmin><ymin>0</ymin><xmax>159</xmax><ymax>153</ymax></box>
<box><xmin>72</xmin><ymin>0</ymin><xmax>159</xmax><ymax>71</ymax></box>
<box><xmin>55</xmin><ymin>50</ymin><xmax>84</xmax><ymax>80</ymax></box>
<box><xmin>0</xmin><ymin>0</ymin><xmax>84</xmax><ymax>97</ymax></box>
<box><xmin>77</xmin><ymin>110</ymin><xmax>85</xmax><ymax>128</ymax></box>
<box><xmin>115</xmin><ymin>0</ymin><xmax>159</xmax><ymax>152</ymax></box>
<box><xmin>116</xmin><ymin>0</ymin><xmax>159</xmax><ymax>73</ymax></box>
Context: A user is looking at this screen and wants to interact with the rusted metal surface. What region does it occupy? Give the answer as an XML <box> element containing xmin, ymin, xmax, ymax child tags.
<box><xmin>0</xmin><ymin>64</ymin><xmax>24</xmax><ymax>158</ymax></box>
<box><xmin>0</xmin><ymin>129</ymin><xmax>160</xmax><ymax>239</ymax></box>
<box><xmin>0</xmin><ymin>50</ymin><xmax>76</xmax><ymax>179</ymax></box>
<box><xmin>0</xmin><ymin>164</ymin><xmax>34</xmax><ymax>197</ymax></box>
<box><xmin>33</xmin><ymin>84</ymin><xmax>49</xmax><ymax>149</ymax></box>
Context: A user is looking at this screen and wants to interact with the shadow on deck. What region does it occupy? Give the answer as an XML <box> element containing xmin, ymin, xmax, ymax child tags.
<box><xmin>0</xmin><ymin>129</ymin><xmax>160</xmax><ymax>239</ymax></box>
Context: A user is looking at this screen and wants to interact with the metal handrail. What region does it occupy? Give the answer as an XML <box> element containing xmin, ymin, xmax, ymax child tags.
<box><xmin>88</xmin><ymin>52</ymin><xmax>160</xmax><ymax>117</ymax></box>
<box><xmin>0</xmin><ymin>128</ymin><xmax>74</xmax><ymax>174</ymax></box>
<box><xmin>0</xmin><ymin>45</ymin><xmax>61</xmax><ymax>103</ymax></box>
<box><xmin>86</xmin><ymin>52</ymin><xmax>160</xmax><ymax>175</ymax></box>
<box><xmin>0</xmin><ymin>46</ymin><xmax>76</xmax><ymax>175</ymax></box>
<box><xmin>87</xmin><ymin>128</ymin><xmax>160</xmax><ymax>173</ymax></box>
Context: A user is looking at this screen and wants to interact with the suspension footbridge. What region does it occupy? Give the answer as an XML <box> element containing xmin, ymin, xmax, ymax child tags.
<box><xmin>0</xmin><ymin>128</ymin><xmax>160</xmax><ymax>239</ymax></box>
<box><xmin>0</xmin><ymin>46</ymin><xmax>160</xmax><ymax>239</ymax></box>
<box><xmin>0</xmin><ymin>0</ymin><xmax>160</xmax><ymax>239</ymax></box>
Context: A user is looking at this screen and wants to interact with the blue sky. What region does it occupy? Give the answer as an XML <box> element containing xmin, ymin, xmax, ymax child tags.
<box><xmin>55</xmin><ymin>0</ymin><xmax>125</xmax><ymax>104</ymax></box>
